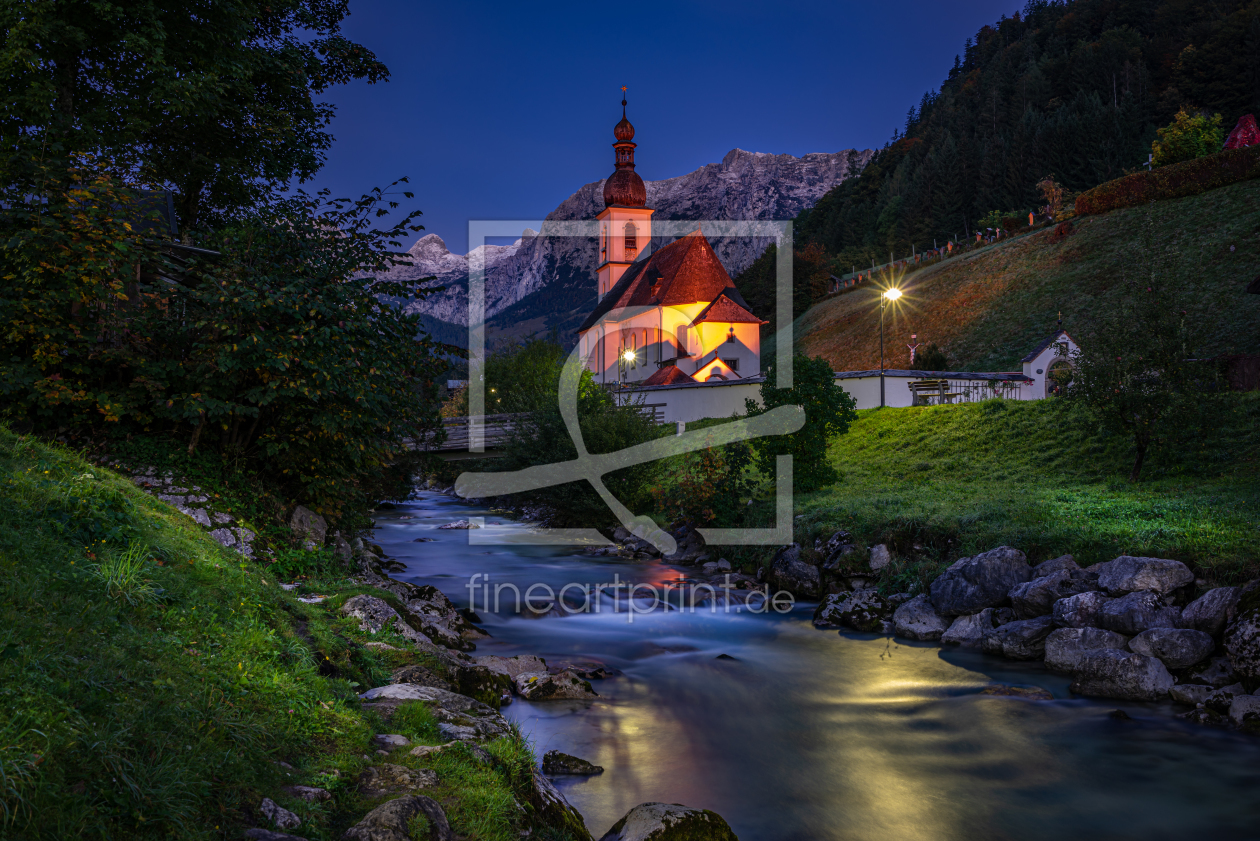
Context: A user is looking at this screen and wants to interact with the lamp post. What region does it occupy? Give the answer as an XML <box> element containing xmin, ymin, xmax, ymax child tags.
<box><xmin>879</xmin><ymin>287</ymin><xmax>902</xmax><ymax>407</ymax></box>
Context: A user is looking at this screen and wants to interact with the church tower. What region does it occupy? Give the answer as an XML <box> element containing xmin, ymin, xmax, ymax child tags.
<box><xmin>595</xmin><ymin>90</ymin><xmax>654</xmax><ymax>301</ymax></box>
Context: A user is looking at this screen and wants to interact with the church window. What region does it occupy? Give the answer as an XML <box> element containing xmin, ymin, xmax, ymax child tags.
<box><xmin>624</xmin><ymin>222</ymin><xmax>637</xmax><ymax>251</ymax></box>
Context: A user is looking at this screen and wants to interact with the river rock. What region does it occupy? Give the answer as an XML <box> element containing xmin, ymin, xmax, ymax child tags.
<box><xmin>1128</xmin><ymin>628</ymin><xmax>1215</xmax><ymax>669</ymax></box>
<box><xmin>1176</xmin><ymin>587</ymin><xmax>1239</xmax><ymax>637</ymax></box>
<box><xmin>371</xmin><ymin>734</ymin><xmax>410</xmax><ymax>749</ymax></box>
<box><xmin>514</xmin><ymin>670</ymin><xmax>598</xmax><ymax>701</ymax></box>
<box><xmin>1185</xmin><ymin>655</ymin><xmax>1239</xmax><ymax>687</ymax></box>
<box><xmin>598</xmin><ymin>802</ymin><xmax>738</xmax><ymax>841</ymax></box>
<box><xmin>980</xmin><ymin>615</ymin><xmax>1056</xmax><ymax>660</ymax></box>
<box><xmin>358</xmin><ymin>764</ymin><xmax>438</xmax><ymax>798</ymax></box>
<box><xmin>359</xmin><ymin>684</ymin><xmax>510</xmax><ymax>741</ymax></box>
<box><xmin>477</xmin><ymin>654</ymin><xmax>548</xmax><ymax>680</ymax></box>
<box><xmin>438</xmin><ymin>519</ymin><xmax>479</xmax><ymax>529</ymax></box>
<box><xmin>390</xmin><ymin>664</ymin><xmax>452</xmax><ymax>691</ymax></box>
<box><xmin>1032</xmin><ymin>555</ymin><xmax>1079</xmax><ymax>577</ymax></box>
<box><xmin>892</xmin><ymin>594</ymin><xmax>950</xmax><ymax>641</ymax></box>
<box><xmin>813</xmin><ymin>590</ymin><xmax>889</xmax><ymax>632</ymax></box>
<box><xmin>332</xmin><ymin>532</ymin><xmax>353</xmax><ymax>564</ymax></box>
<box><xmin>1052</xmin><ymin>591</ymin><xmax>1111</xmax><ymax>628</ymax></box>
<box><xmin>542</xmin><ymin>750</ymin><xmax>604</xmax><ymax>775</ymax></box>
<box><xmin>1069</xmin><ymin>649</ymin><xmax>1174</xmax><ymax>701</ymax></box>
<box><xmin>1223</xmin><ymin>584</ymin><xmax>1260</xmax><ymax>682</ymax></box>
<box><xmin>1092</xmin><ymin>555</ymin><xmax>1193</xmax><ymax>596</ymax></box>
<box><xmin>941</xmin><ymin>609</ymin><xmax>996</xmax><ymax>647</ymax></box>
<box><xmin>868</xmin><ymin>544</ymin><xmax>892</xmax><ymax>571</ymax></box>
<box><xmin>979</xmin><ymin>685</ymin><xmax>1054</xmax><ymax>700</ymax></box>
<box><xmin>1169</xmin><ymin>684</ymin><xmax>1216</xmax><ymax>706</ymax></box>
<box><xmin>289</xmin><ymin>505</ymin><xmax>327</xmax><ymax>550</ymax></box>
<box><xmin>1043</xmin><ymin>627</ymin><xmax>1130</xmax><ymax>674</ymax></box>
<box><xmin>343</xmin><ymin>595</ymin><xmax>404</xmax><ymax>634</ymax></box>
<box><xmin>816</xmin><ymin>530</ymin><xmax>855</xmax><ymax>563</ymax></box>
<box><xmin>341</xmin><ymin>795</ymin><xmax>453</xmax><ymax>841</ymax></box>
<box><xmin>1009</xmin><ymin>570</ymin><xmax>1095</xmax><ymax>619</ymax></box>
<box><xmin>529</xmin><ymin>768</ymin><xmax>594</xmax><ymax>839</ymax></box>
<box><xmin>443</xmin><ymin>661</ymin><xmax>512</xmax><ymax>707</ymax></box>
<box><xmin>1098</xmin><ymin>591</ymin><xmax>1181</xmax><ymax>635</ymax></box>
<box><xmin>928</xmin><ymin>546</ymin><xmax>1031</xmax><ymax>616</ymax></box>
<box><xmin>764</xmin><ymin>544</ymin><xmax>821</xmax><ymax>597</ymax></box>
<box><xmin>259</xmin><ymin>798</ymin><xmax>301</xmax><ymax>830</ymax></box>
<box><xmin>281</xmin><ymin>785</ymin><xmax>332</xmax><ymax>803</ymax></box>
<box><xmin>1228</xmin><ymin>694</ymin><xmax>1260</xmax><ymax>726</ymax></box>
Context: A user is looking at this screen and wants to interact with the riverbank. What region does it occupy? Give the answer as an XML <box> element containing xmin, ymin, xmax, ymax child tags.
<box><xmin>0</xmin><ymin>429</ymin><xmax>590</xmax><ymax>840</ymax></box>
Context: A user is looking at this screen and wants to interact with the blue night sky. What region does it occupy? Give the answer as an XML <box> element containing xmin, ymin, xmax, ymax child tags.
<box><xmin>315</xmin><ymin>1</ymin><xmax>1021</xmax><ymax>254</ymax></box>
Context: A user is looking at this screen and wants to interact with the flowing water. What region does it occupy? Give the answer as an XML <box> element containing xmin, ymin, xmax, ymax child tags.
<box><xmin>373</xmin><ymin>493</ymin><xmax>1260</xmax><ymax>840</ymax></box>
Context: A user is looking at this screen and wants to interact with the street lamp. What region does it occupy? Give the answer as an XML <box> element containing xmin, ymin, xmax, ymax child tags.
<box><xmin>880</xmin><ymin>287</ymin><xmax>902</xmax><ymax>408</ymax></box>
<box><xmin>618</xmin><ymin>347</ymin><xmax>637</xmax><ymax>386</ymax></box>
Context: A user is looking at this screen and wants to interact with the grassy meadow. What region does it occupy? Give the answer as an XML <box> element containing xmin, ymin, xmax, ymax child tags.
<box><xmin>795</xmin><ymin>179</ymin><xmax>1260</xmax><ymax>372</ymax></box>
<box><xmin>778</xmin><ymin>395</ymin><xmax>1260</xmax><ymax>590</ymax></box>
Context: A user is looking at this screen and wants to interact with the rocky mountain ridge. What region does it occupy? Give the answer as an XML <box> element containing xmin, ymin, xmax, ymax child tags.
<box><xmin>385</xmin><ymin>147</ymin><xmax>873</xmax><ymax>336</ymax></box>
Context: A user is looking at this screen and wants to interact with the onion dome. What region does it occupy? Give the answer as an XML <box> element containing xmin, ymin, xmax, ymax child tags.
<box><xmin>603</xmin><ymin>168</ymin><xmax>647</xmax><ymax>207</ymax></box>
<box><xmin>603</xmin><ymin>90</ymin><xmax>646</xmax><ymax>207</ymax></box>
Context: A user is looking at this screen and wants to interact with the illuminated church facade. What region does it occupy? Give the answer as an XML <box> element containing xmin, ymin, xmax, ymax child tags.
<box><xmin>576</xmin><ymin>98</ymin><xmax>766</xmax><ymax>386</ymax></box>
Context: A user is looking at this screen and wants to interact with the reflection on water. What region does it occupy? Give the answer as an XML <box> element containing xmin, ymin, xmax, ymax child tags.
<box><xmin>372</xmin><ymin>493</ymin><xmax>1260</xmax><ymax>840</ymax></box>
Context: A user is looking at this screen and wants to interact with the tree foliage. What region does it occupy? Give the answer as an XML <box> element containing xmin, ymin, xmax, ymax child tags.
<box><xmin>1068</xmin><ymin>215</ymin><xmax>1222</xmax><ymax>481</ymax></box>
<box><xmin>0</xmin><ymin>164</ymin><xmax>447</xmax><ymax>516</ymax></box>
<box><xmin>0</xmin><ymin>0</ymin><xmax>389</xmax><ymax>230</ymax></box>
<box><xmin>746</xmin><ymin>354</ymin><xmax>857</xmax><ymax>492</ymax></box>
<box><xmin>1151</xmin><ymin>108</ymin><xmax>1226</xmax><ymax>166</ymax></box>
<box><xmin>787</xmin><ymin>0</ymin><xmax>1260</xmax><ymax>280</ymax></box>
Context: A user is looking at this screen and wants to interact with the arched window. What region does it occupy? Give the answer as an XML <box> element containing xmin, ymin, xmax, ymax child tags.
<box><xmin>624</xmin><ymin>222</ymin><xmax>637</xmax><ymax>252</ymax></box>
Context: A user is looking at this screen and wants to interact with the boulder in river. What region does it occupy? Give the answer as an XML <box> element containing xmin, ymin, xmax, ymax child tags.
<box><xmin>1169</xmin><ymin>684</ymin><xmax>1216</xmax><ymax>706</ymax></box>
<box><xmin>1043</xmin><ymin>627</ymin><xmax>1130</xmax><ymax>674</ymax></box>
<box><xmin>1031</xmin><ymin>555</ymin><xmax>1079</xmax><ymax>577</ymax></box>
<box><xmin>598</xmin><ymin>802</ymin><xmax>738</xmax><ymax>841</ymax></box>
<box><xmin>1052</xmin><ymin>591</ymin><xmax>1111</xmax><ymax>628</ymax></box>
<box><xmin>928</xmin><ymin>546</ymin><xmax>1031</xmax><ymax>616</ymax></box>
<box><xmin>979</xmin><ymin>616</ymin><xmax>1056</xmax><ymax>660</ymax></box>
<box><xmin>1097</xmin><ymin>591</ymin><xmax>1181</xmax><ymax>635</ymax></box>
<box><xmin>1223</xmin><ymin>583</ymin><xmax>1260</xmax><ymax>683</ymax></box>
<box><xmin>1009</xmin><ymin>570</ymin><xmax>1095</xmax><ymax>619</ymax></box>
<box><xmin>1228</xmin><ymin>694</ymin><xmax>1260</xmax><ymax>727</ymax></box>
<box><xmin>1128</xmin><ymin>628</ymin><xmax>1216</xmax><ymax>669</ymax></box>
<box><xmin>542</xmin><ymin>750</ymin><xmax>604</xmax><ymax>775</ymax></box>
<box><xmin>1070</xmin><ymin>649</ymin><xmax>1174</xmax><ymax>701</ymax></box>
<box><xmin>1185</xmin><ymin>655</ymin><xmax>1239</xmax><ymax>688</ymax></box>
<box><xmin>341</xmin><ymin>794</ymin><xmax>453</xmax><ymax>841</ymax></box>
<box><xmin>1177</xmin><ymin>587</ymin><xmax>1240</xmax><ymax>637</ymax></box>
<box><xmin>513</xmin><ymin>670</ymin><xmax>599</xmax><ymax>701</ymax></box>
<box><xmin>765</xmin><ymin>544</ymin><xmax>821</xmax><ymax>598</ymax></box>
<box><xmin>813</xmin><ymin>589</ymin><xmax>889</xmax><ymax>632</ymax></box>
<box><xmin>941</xmin><ymin>609</ymin><xmax>997</xmax><ymax>647</ymax></box>
<box><xmin>1092</xmin><ymin>555</ymin><xmax>1193</xmax><ymax>596</ymax></box>
<box><xmin>892</xmin><ymin>594</ymin><xmax>950</xmax><ymax>641</ymax></box>
<box><xmin>477</xmin><ymin>654</ymin><xmax>548</xmax><ymax>680</ymax></box>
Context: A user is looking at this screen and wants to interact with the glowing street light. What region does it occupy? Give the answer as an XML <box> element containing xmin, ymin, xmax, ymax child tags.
<box><xmin>622</xmin><ymin>349</ymin><xmax>636</xmax><ymax>362</ymax></box>
<box><xmin>879</xmin><ymin>287</ymin><xmax>903</xmax><ymax>408</ymax></box>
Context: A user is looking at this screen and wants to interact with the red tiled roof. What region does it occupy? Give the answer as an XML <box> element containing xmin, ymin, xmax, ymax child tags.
<box><xmin>578</xmin><ymin>230</ymin><xmax>760</xmax><ymax>332</ymax></box>
<box><xmin>690</xmin><ymin>291</ymin><xmax>767</xmax><ymax>326</ymax></box>
<box><xmin>641</xmin><ymin>364</ymin><xmax>696</xmax><ymax>386</ymax></box>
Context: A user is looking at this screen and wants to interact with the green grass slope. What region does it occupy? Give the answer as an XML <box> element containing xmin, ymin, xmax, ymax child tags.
<box><xmin>0</xmin><ymin>428</ymin><xmax>578</xmax><ymax>841</ymax></box>
<box><xmin>795</xmin><ymin>180</ymin><xmax>1260</xmax><ymax>372</ymax></box>
<box><xmin>789</xmin><ymin>396</ymin><xmax>1260</xmax><ymax>589</ymax></box>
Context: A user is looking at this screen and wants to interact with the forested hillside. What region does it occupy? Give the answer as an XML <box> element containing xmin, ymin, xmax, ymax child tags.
<box><xmin>793</xmin><ymin>0</ymin><xmax>1260</xmax><ymax>267</ymax></box>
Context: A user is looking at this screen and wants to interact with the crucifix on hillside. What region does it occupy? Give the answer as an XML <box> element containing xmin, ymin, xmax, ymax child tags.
<box><xmin>907</xmin><ymin>333</ymin><xmax>920</xmax><ymax>365</ymax></box>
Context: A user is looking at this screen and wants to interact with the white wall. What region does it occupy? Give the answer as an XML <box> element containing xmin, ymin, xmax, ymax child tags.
<box><xmin>617</xmin><ymin>380</ymin><xmax>763</xmax><ymax>424</ymax></box>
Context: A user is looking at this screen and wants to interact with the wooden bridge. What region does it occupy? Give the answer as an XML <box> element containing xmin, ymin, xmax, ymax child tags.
<box><xmin>421</xmin><ymin>413</ymin><xmax>522</xmax><ymax>459</ymax></box>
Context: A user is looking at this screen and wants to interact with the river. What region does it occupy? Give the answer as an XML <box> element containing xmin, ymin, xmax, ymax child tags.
<box><xmin>372</xmin><ymin>492</ymin><xmax>1260</xmax><ymax>840</ymax></box>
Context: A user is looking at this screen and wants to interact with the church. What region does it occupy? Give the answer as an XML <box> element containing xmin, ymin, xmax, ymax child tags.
<box><xmin>576</xmin><ymin>98</ymin><xmax>766</xmax><ymax>386</ymax></box>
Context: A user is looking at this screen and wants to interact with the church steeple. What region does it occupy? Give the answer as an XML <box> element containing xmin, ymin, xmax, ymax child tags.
<box><xmin>603</xmin><ymin>87</ymin><xmax>646</xmax><ymax>207</ymax></box>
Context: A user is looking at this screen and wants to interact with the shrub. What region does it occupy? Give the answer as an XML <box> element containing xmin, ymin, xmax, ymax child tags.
<box><xmin>910</xmin><ymin>343</ymin><xmax>950</xmax><ymax>372</ymax></box>
<box><xmin>1075</xmin><ymin>144</ymin><xmax>1260</xmax><ymax>215</ymax></box>
<box><xmin>650</xmin><ymin>436</ymin><xmax>755</xmax><ymax>528</ymax></box>
<box><xmin>1151</xmin><ymin>109</ymin><xmax>1225</xmax><ymax>167</ymax></box>
<box><xmin>746</xmin><ymin>354</ymin><xmax>857</xmax><ymax>492</ymax></box>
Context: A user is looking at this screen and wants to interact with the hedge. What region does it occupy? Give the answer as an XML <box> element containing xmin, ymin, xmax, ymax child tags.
<box><xmin>1075</xmin><ymin>144</ymin><xmax>1260</xmax><ymax>216</ymax></box>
